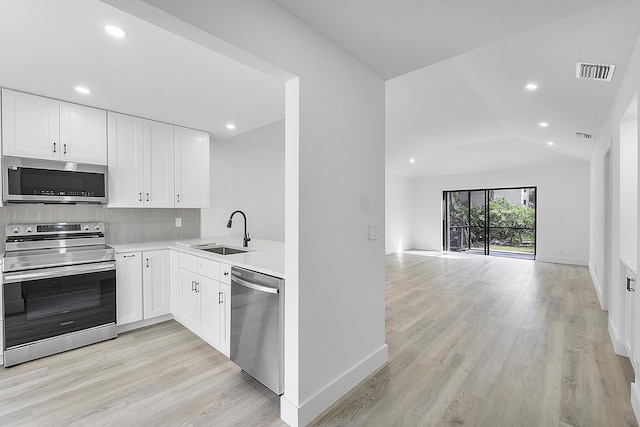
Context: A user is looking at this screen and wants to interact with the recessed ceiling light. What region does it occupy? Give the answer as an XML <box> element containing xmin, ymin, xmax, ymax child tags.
<box><xmin>226</xmin><ymin>123</ymin><xmax>236</xmax><ymax>130</ymax></box>
<box><xmin>105</xmin><ymin>25</ymin><xmax>127</xmax><ymax>38</ymax></box>
<box><xmin>409</xmin><ymin>158</ymin><xmax>415</xmax><ymax>164</ymax></box>
<box><xmin>525</xmin><ymin>83</ymin><xmax>538</xmax><ymax>91</ymax></box>
<box><xmin>547</xmin><ymin>141</ymin><xmax>555</xmax><ymax>146</ymax></box>
<box><xmin>539</xmin><ymin>122</ymin><xmax>548</xmax><ymax>127</ymax></box>
<box><xmin>75</xmin><ymin>86</ymin><xmax>91</xmax><ymax>94</ymax></box>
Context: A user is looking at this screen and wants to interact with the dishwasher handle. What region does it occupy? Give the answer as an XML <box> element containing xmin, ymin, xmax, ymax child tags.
<box><xmin>233</xmin><ymin>275</ymin><xmax>279</xmax><ymax>294</ymax></box>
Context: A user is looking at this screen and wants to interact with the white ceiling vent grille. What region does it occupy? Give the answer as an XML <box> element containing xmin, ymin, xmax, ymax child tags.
<box><xmin>576</xmin><ymin>132</ymin><xmax>594</xmax><ymax>140</ymax></box>
<box><xmin>576</xmin><ymin>62</ymin><xmax>615</xmax><ymax>81</ymax></box>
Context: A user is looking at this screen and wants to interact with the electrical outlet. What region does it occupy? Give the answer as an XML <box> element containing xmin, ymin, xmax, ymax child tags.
<box><xmin>368</xmin><ymin>224</ymin><xmax>378</xmax><ymax>240</ymax></box>
<box><xmin>175</xmin><ymin>218</ymin><xmax>182</xmax><ymax>228</ymax></box>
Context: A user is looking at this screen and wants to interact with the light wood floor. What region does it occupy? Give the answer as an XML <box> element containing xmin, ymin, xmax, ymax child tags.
<box><xmin>0</xmin><ymin>253</ymin><xmax>637</xmax><ymax>426</ymax></box>
<box><xmin>311</xmin><ymin>253</ymin><xmax>638</xmax><ymax>426</ymax></box>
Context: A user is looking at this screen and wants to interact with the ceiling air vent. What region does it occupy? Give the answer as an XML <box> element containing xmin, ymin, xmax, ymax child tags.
<box><xmin>576</xmin><ymin>62</ymin><xmax>615</xmax><ymax>81</ymax></box>
<box><xmin>576</xmin><ymin>132</ymin><xmax>594</xmax><ymax>140</ymax></box>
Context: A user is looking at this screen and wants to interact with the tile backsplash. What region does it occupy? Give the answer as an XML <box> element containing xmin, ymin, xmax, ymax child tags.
<box><xmin>0</xmin><ymin>204</ymin><xmax>200</xmax><ymax>252</ymax></box>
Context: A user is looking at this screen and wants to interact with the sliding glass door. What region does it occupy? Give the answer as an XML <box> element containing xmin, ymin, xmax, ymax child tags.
<box><xmin>444</xmin><ymin>187</ymin><xmax>536</xmax><ymax>260</ymax></box>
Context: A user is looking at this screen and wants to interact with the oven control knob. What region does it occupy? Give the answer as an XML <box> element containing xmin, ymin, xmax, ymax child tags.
<box><xmin>25</xmin><ymin>226</ymin><xmax>34</xmax><ymax>233</ymax></box>
<box><xmin>84</xmin><ymin>225</ymin><xmax>90</xmax><ymax>231</ymax></box>
<box><xmin>94</xmin><ymin>224</ymin><xmax>100</xmax><ymax>230</ymax></box>
<box><xmin>11</xmin><ymin>226</ymin><xmax>21</xmax><ymax>234</ymax></box>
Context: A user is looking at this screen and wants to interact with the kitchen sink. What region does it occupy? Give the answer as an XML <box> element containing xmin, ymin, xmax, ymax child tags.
<box><xmin>196</xmin><ymin>245</ymin><xmax>248</xmax><ymax>255</ymax></box>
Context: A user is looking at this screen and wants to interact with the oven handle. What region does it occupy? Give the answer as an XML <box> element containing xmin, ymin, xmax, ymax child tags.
<box><xmin>2</xmin><ymin>261</ymin><xmax>116</xmax><ymax>284</ymax></box>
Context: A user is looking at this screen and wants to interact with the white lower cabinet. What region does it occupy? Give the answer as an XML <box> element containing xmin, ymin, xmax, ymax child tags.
<box><xmin>179</xmin><ymin>268</ymin><xmax>201</xmax><ymax>331</ymax></box>
<box><xmin>175</xmin><ymin>253</ymin><xmax>230</xmax><ymax>354</ymax></box>
<box><xmin>200</xmin><ymin>276</ymin><xmax>221</xmax><ymax>347</ymax></box>
<box><xmin>116</xmin><ymin>250</ymin><xmax>171</xmax><ymax>326</ymax></box>
<box><xmin>219</xmin><ymin>263</ymin><xmax>232</xmax><ymax>357</ymax></box>
<box><xmin>116</xmin><ymin>252</ymin><xmax>143</xmax><ymax>325</ymax></box>
<box><xmin>143</xmin><ymin>251</ymin><xmax>172</xmax><ymax>318</ymax></box>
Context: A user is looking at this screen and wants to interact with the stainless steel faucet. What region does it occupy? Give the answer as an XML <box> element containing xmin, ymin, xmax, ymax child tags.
<box><xmin>226</xmin><ymin>210</ymin><xmax>251</xmax><ymax>247</ymax></box>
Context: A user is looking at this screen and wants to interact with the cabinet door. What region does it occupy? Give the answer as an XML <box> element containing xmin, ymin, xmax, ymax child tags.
<box><xmin>200</xmin><ymin>277</ymin><xmax>221</xmax><ymax>349</ymax></box>
<box><xmin>116</xmin><ymin>252</ymin><xmax>143</xmax><ymax>325</ymax></box>
<box><xmin>219</xmin><ymin>282</ymin><xmax>231</xmax><ymax>357</ymax></box>
<box><xmin>107</xmin><ymin>112</ymin><xmax>144</xmax><ymax>207</ymax></box>
<box><xmin>174</xmin><ymin>126</ymin><xmax>209</xmax><ymax>208</ymax></box>
<box><xmin>170</xmin><ymin>251</ymin><xmax>181</xmax><ymax>316</ymax></box>
<box><xmin>179</xmin><ymin>268</ymin><xmax>201</xmax><ymax>331</ymax></box>
<box><xmin>1</xmin><ymin>89</ymin><xmax>59</xmax><ymax>160</ymax></box>
<box><xmin>59</xmin><ymin>102</ymin><xmax>107</xmax><ymax>165</ymax></box>
<box><xmin>143</xmin><ymin>250</ymin><xmax>171</xmax><ymax>319</ymax></box>
<box><xmin>144</xmin><ymin>120</ymin><xmax>175</xmax><ymax>207</ymax></box>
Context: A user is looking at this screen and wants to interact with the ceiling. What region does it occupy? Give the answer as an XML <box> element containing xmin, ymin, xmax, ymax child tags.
<box><xmin>274</xmin><ymin>0</ymin><xmax>619</xmax><ymax>80</ymax></box>
<box><xmin>275</xmin><ymin>0</ymin><xmax>640</xmax><ymax>177</ymax></box>
<box><xmin>0</xmin><ymin>0</ymin><xmax>285</xmax><ymax>140</ymax></box>
<box><xmin>1</xmin><ymin>1</ymin><xmax>639</xmax><ymax>179</ymax></box>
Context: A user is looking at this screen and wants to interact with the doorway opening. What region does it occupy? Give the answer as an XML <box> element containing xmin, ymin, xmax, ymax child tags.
<box><xmin>443</xmin><ymin>187</ymin><xmax>537</xmax><ymax>260</ymax></box>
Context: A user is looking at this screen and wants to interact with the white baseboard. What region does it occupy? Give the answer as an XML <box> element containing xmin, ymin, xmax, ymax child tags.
<box><xmin>631</xmin><ymin>382</ymin><xmax>640</xmax><ymax>425</ymax></box>
<box><xmin>280</xmin><ymin>344</ymin><xmax>388</xmax><ymax>427</ymax></box>
<box><xmin>609</xmin><ymin>318</ymin><xmax>627</xmax><ymax>356</ymax></box>
<box><xmin>589</xmin><ymin>262</ymin><xmax>607</xmax><ymax>310</ymax></box>
<box><xmin>535</xmin><ymin>255</ymin><xmax>588</xmax><ymax>266</ymax></box>
<box><xmin>117</xmin><ymin>314</ymin><xmax>173</xmax><ymax>334</ymax></box>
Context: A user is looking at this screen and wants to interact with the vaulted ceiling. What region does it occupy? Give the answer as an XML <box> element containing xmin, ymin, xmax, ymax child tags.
<box><xmin>275</xmin><ymin>0</ymin><xmax>640</xmax><ymax>176</ymax></box>
<box><xmin>1</xmin><ymin>0</ymin><xmax>639</xmax><ymax>178</ymax></box>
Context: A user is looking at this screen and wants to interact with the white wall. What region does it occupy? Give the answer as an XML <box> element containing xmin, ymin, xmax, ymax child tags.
<box><xmin>412</xmin><ymin>161</ymin><xmax>590</xmax><ymax>265</ymax></box>
<box><xmin>201</xmin><ymin>120</ymin><xmax>285</xmax><ymax>242</ymax></box>
<box><xmin>106</xmin><ymin>2</ymin><xmax>388</xmax><ymax>426</ymax></box>
<box><xmin>589</xmin><ymin>33</ymin><xmax>640</xmax><ymax>353</ymax></box>
<box><xmin>620</xmin><ymin>118</ymin><xmax>638</xmax><ymax>268</ymax></box>
<box><xmin>385</xmin><ymin>174</ymin><xmax>413</xmax><ymax>253</ymax></box>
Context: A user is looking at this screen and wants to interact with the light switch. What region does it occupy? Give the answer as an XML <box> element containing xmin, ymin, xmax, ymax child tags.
<box><xmin>368</xmin><ymin>224</ymin><xmax>377</xmax><ymax>240</ymax></box>
<box><xmin>175</xmin><ymin>218</ymin><xmax>182</xmax><ymax>228</ymax></box>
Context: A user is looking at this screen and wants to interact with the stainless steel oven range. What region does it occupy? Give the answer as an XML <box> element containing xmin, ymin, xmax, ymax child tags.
<box><xmin>2</xmin><ymin>222</ymin><xmax>116</xmax><ymax>367</ymax></box>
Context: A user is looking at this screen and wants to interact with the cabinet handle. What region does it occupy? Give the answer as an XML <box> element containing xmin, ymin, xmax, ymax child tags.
<box><xmin>146</xmin><ymin>258</ymin><xmax>150</xmax><ymax>268</ymax></box>
<box><xmin>177</xmin><ymin>194</ymin><xmax>180</xmax><ymax>203</ymax></box>
<box><xmin>223</xmin><ymin>271</ymin><xmax>229</xmax><ymax>276</ymax></box>
<box><xmin>63</xmin><ymin>143</ymin><xmax>67</xmax><ymax>154</ymax></box>
<box><xmin>123</xmin><ymin>254</ymin><xmax>136</xmax><ymax>258</ymax></box>
<box><xmin>139</xmin><ymin>193</ymin><xmax>142</xmax><ymax>202</ymax></box>
<box><xmin>191</xmin><ymin>280</ymin><xmax>196</xmax><ymax>292</ymax></box>
<box><xmin>627</xmin><ymin>277</ymin><xmax>636</xmax><ymax>292</ymax></box>
<box><xmin>219</xmin><ymin>291</ymin><xmax>223</xmax><ymax>304</ymax></box>
<box><xmin>196</xmin><ymin>281</ymin><xmax>200</xmax><ymax>293</ymax></box>
<box><xmin>146</xmin><ymin>192</ymin><xmax>150</xmax><ymax>202</ymax></box>
<box><xmin>53</xmin><ymin>142</ymin><xmax>57</xmax><ymax>153</ymax></box>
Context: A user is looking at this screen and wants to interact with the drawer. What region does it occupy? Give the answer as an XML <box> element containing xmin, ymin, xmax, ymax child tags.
<box><xmin>197</xmin><ymin>258</ymin><xmax>220</xmax><ymax>280</ymax></box>
<box><xmin>220</xmin><ymin>263</ymin><xmax>232</xmax><ymax>285</ymax></box>
<box><xmin>179</xmin><ymin>253</ymin><xmax>198</xmax><ymax>273</ymax></box>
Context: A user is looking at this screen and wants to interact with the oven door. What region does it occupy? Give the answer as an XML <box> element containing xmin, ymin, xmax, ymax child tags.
<box><xmin>2</xmin><ymin>262</ymin><xmax>116</xmax><ymax>349</ymax></box>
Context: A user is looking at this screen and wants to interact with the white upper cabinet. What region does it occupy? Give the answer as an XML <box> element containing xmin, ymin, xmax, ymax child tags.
<box><xmin>59</xmin><ymin>101</ymin><xmax>107</xmax><ymax>164</ymax></box>
<box><xmin>144</xmin><ymin>120</ymin><xmax>175</xmax><ymax>208</ymax></box>
<box><xmin>107</xmin><ymin>113</ymin><xmax>174</xmax><ymax>208</ymax></box>
<box><xmin>174</xmin><ymin>126</ymin><xmax>210</xmax><ymax>208</ymax></box>
<box><xmin>2</xmin><ymin>89</ymin><xmax>59</xmax><ymax>160</ymax></box>
<box><xmin>1</xmin><ymin>89</ymin><xmax>107</xmax><ymax>165</ymax></box>
<box><xmin>107</xmin><ymin>112</ymin><xmax>145</xmax><ymax>207</ymax></box>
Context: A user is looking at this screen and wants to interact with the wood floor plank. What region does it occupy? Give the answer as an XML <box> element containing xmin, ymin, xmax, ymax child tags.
<box><xmin>312</xmin><ymin>253</ymin><xmax>638</xmax><ymax>427</ymax></box>
<box><xmin>0</xmin><ymin>252</ymin><xmax>637</xmax><ymax>427</ymax></box>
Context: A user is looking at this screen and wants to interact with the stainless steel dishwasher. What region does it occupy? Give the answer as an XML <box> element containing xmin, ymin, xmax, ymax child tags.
<box><xmin>230</xmin><ymin>266</ymin><xmax>284</xmax><ymax>395</ymax></box>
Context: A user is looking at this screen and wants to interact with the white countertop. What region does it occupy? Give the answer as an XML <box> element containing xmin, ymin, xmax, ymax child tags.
<box><xmin>110</xmin><ymin>236</ymin><xmax>285</xmax><ymax>278</ymax></box>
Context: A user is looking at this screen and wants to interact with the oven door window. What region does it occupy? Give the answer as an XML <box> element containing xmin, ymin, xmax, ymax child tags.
<box><xmin>3</xmin><ymin>270</ymin><xmax>116</xmax><ymax>349</ymax></box>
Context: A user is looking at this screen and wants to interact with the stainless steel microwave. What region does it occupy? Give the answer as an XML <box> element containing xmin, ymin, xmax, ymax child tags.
<box><xmin>2</xmin><ymin>156</ymin><xmax>108</xmax><ymax>204</ymax></box>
